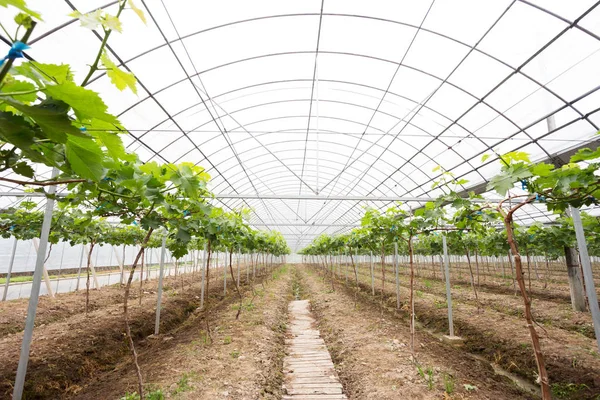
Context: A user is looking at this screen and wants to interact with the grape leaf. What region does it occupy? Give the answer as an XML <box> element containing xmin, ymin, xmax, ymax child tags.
<box><xmin>92</xmin><ymin>130</ymin><xmax>133</xmax><ymax>161</ymax></box>
<box><xmin>3</xmin><ymin>97</ymin><xmax>80</xmax><ymax>142</ymax></box>
<box><xmin>0</xmin><ymin>0</ymin><xmax>41</xmax><ymax>20</ymax></box>
<box><xmin>44</xmin><ymin>81</ymin><xmax>119</xmax><ymax>124</ymax></box>
<box><xmin>69</xmin><ymin>9</ymin><xmax>102</xmax><ymax>30</ymax></box>
<box><xmin>100</xmin><ymin>51</ymin><xmax>137</xmax><ymax>94</ymax></box>
<box><xmin>0</xmin><ymin>111</ymin><xmax>35</xmax><ymax>148</ymax></box>
<box><xmin>1</xmin><ymin>79</ymin><xmax>37</xmax><ymax>102</ymax></box>
<box><xmin>102</xmin><ymin>14</ymin><xmax>122</xmax><ymax>32</ymax></box>
<box><xmin>128</xmin><ymin>0</ymin><xmax>147</xmax><ymax>24</ymax></box>
<box><xmin>65</xmin><ymin>136</ymin><xmax>105</xmax><ymax>180</ymax></box>
<box><xmin>13</xmin><ymin>161</ymin><xmax>34</xmax><ymax>178</ymax></box>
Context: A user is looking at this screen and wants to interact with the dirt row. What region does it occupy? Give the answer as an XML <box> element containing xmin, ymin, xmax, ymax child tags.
<box><xmin>294</xmin><ymin>266</ymin><xmax>531</xmax><ymax>399</ymax></box>
<box><xmin>347</xmin><ymin>262</ymin><xmax>597</xmax><ymax>339</ymax></box>
<box><xmin>310</xmin><ymin>263</ymin><xmax>600</xmax><ymax>399</ymax></box>
<box><xmin>0</xmin><ymin>263</ymin><xmax>289</xmax><ymax>399</ymax></box>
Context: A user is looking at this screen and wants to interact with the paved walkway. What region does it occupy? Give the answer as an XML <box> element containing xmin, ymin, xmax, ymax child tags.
<box><xmin>282</xmin><ymin>300</ymin><xmax>347</xmax><ymax>399</ymax></box>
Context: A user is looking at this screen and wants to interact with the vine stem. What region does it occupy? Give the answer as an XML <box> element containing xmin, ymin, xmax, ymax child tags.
<box><xmin>0</xmin><ymin>176</ymin><xmax>86</xmax><ymax>186</ymax></box>
<box><xmin>498</xmin><ymin>201</ymin><xmax>551</xmax><ymax>399</ymax></box>
<box><xmin>80</xmin><ymin>1</ymin><xmax>127</xmax><ymax>87</ymax></box>
<box><xmin>0</xmin><ymin>21</ymin><xmax>36</xmax><ymax>86</ymax></box>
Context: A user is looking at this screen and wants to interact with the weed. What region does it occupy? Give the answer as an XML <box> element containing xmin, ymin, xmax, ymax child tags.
<box><xmin>443</xmin><ymin>373</ymin><xmax>455</xmax><ymax>394</ymax></box>
<box><xmin>231</xmin><ymin>349</ymin><xmax>240</xmax><ymax>358</ymax></box>
<box><xmin>173</xmin><ymin>373</ymin><xmax>194</xmax><ymax>395</ymax></box>
<box><xmin>434</xmin><ymin>299</ymin><xmax>447</xmax><ymax>309</ymax></box>
<box><xmin>423</xmin><ymin>280</ymin><xmax>433</xmax><ymax>289</ymax></box>
<box><xmin>223</xmin><ymin>336</ymin><xmax>232</xmax><ymax>345</ymax></box>
<box><xmin>551</xmin><ymin>383</ymin><xmax>588</xmax><ymax>399</ymax></box>
<box><xmin>426</xmin><ymin>367</ymin><xmax>434</xmax><ymax>390</ymax></box>
<box><xmin>416</xmin><ymin>290</ymin><xmax>424</xmax><ymax>298</ymax></box>
<box><xmin>120</xmin><ymin>390</ymin><xmax>164</xmax><ymax>400</ymax></box>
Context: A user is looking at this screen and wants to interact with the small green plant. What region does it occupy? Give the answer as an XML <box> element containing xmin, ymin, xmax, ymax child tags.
<box><xmin>550</xmin><ymin>382</ymin><xmax>588</xmax><ymax>399</ymax></box>
<box><xmin>423</xmin><ymin>279</ymin><xmax>433</xmax><ymax>289</ymax></box>
<box><xmin>231</xmin><ymin>349</ymin><xmax>240</xmax><ymax>358</ymax></box>
<box><xmin>416</xmin><ymin>290</ymin><xmax>424</xmax><ymax>298</ymax></box>
<box><xmin>426</xmin><ymin>367</ymin><xmax>434</xmax><ymax>390</ymax></box>
<box><xmin>223</xmin><ymin>336</ymin><xmax>232</xmax><ymax>345</ymax></box>
<box><xmin>443</xmin><ymin>373</ymin><xmax>455</xmax><ymax>394</ymax></box>
<box><xmin>173</xmin><ymin>373</ymin><xmax>193</xmax><ymax>395</ymax></box>
<box><xmin>434</xmin><ymin>299</ymin><xmax>447</xmax><ymax>309</ymax></box>
<box><xmin>120</xmin><ymin>390</ymin><xmax>164</xmax><ymax>400</ymax></box>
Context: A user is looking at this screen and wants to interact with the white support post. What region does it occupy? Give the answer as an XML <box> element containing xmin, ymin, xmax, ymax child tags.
<box><xmin>395</xmin><ymin>242</ymin><xmax>400</xmax><ymax>309</ymax></box>
<box><xmin>2</xmin><ymin>238</ymin><xmax>18</xmax><ymax>301</ymax></box>
<box><xmin>75</xmin><ymin>245</ymin><xmax>84</xmax><ymax>291</ymax></box>
<box><xmin>200</xmin><ymin>243</ymin><xmax>206</xmax><ymax>309</ymax></box>
<box><xmin>154</xmin><ymin>235</ymin><xmax>167</xmax><ymax>336</ymax></box>
<box><xmin>237</xmin><ymin>247</ymin><xmax>240</xmax><ymax>286</ymax></box>
<box><xmin>13</xmin><ymin>168</ymin><xmax>58</xmax><ymax>400</ymax></box>
<box><xmin>113</xmin><ymin>246</ymin><xmax>124</xmax><ymax>284</ymax></box>
<box><xmin>570</xmin><ymin>206</ymin><xmax>600</xmax><ymax>351</ymax></box>
<box><xmin>32</xmin><ymin>238</ymin><xmax>54</xmax><ymax>298</ymax></box>
<box><xmin>370</xmin><ymin>251</ymin><xmax>375</xmax><ymax>296</ymax></box>
<box><xmin>223</xmin><ymin>250</ymin><xmax>227</xmax><ymax>295</ymax></box>
<box><xmin>442</xmin><ymin>235</ymin><xmax>455</xmax><ymax>337</ymax></box>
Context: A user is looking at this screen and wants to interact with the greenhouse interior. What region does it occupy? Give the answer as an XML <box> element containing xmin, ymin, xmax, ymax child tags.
<box><xmin>0</xmin><ymin>1</ymin><xmax>600</xmax><ymax>399</ymax></box>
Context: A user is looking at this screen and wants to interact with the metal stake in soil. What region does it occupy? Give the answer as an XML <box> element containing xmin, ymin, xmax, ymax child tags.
<box><xmin>442</xmin><ymin>235</ymin><xmax>455</xmax><ymax>337</ymax></box>
<box><xmin>394</xmin><ymin>242</ymin><xmax>400</xmax><ymax>309</ymax></box>
<box><xmin>200</xmin><ymin>242</ymin><xmax>207</xmax><ymax>309</ymax></box>
<box><xmin>155</xmin><ymin>235</ymin><xmax>167</xmax><ymax>335</ymax></box>
<box><xmin>13</xmin><ymin>167</ymin><xmax>58</xmax><ymax>400</ymax></box>
<box><xmin>570</xmin><ymin>206</ymin><xmax>600</xmax><ymax>351</ymax></box>
<box><xmin>2</xmin><ymin>238</ymin><xmax>18</xmax><ymax>302</ymax></box>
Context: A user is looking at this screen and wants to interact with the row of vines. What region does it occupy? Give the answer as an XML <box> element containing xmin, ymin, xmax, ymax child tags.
<box><xmin>299</xmin><ymin>150</ymin><xmax>600</xmax><ymax>399</ymax></box>
<box><xmin>0</xmin><ymin>2</ymin><xmax>289</xmax><ymax>399</ymax></box>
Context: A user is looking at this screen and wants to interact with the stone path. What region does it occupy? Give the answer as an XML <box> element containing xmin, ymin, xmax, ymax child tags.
<box><xmin>282</xmin><ymin>300</ymin><xmax>347</xmax><ymax>399</ymax></box>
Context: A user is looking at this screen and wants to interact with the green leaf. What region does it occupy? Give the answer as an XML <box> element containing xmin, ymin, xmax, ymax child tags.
<box><xmin>100</xmin><ymin>51</ymin><xmax>138</xmax><ymax>94</ymax></box>
<box><xmin>13</xmin><ymin>161</ymin><xmax>34</xmax><ymax>178</ymax></box>
<box><xmin>571</xmin><ymin>147</ymin><xmax>600</xmax><ymax>162</ymax></box>
<box><xmin>92</xmin><ymin>130</ymin><xmax>132</xmax><ymax>161</ymax></box>
<box><xmin>1</xmin><ymin>79</ymin><xmax>37</xmax><ymax>102</ymax></box>
<box><xmin>432</xmin><ymin>165</ymin><xmax>441</xmax><ymax>172</ymax></box>
<box><xmin>455</xmin><ymin>178</ymin><xmax>469</xmax><ymax>185</ymax></box>
<box><xmin>531</xmin><ymin>162</ymin><xmax>554</xmax><ymax>177</ymax></box>
<box><xmin>481</xmin><ymin>153</ymin><xmax>491</xmax><ymax>163</ymax></box>
<box><xmin>3</xmin><ymin>97</ymin><xmax>81</xmax><ymax>142</ymax></box>
<box><xmin>69</xmin><ymin>9</ymin><xmax>102</xmax><ymax>30</ymax></box>
<box><xmin>65</xmin><ymin>136</ymin><xmax>105</xmax><ymax>180</ymax></box>
<box><xmin>102</xmin><ymin>14</ymin><xmax>122</xmax><ymax>32</ymax></box>
<box><xmin>0</xmin><ymin>0</ymin><xmax>41</xmax><ymax>20</ymax></box>
<box><xmin>14</xmin><ymin>12</ymin><xmax>33</xmax><ymax>28</ymax></box>
<box><xmin>128</xmin><ymin>0</ymin><xmax>147</xmax><ymax>24</ymax></box>
<box><xmin>0</xmin><ymin>111</ymin><xmax>35</xmax><ymax>148</ymax></box>
<box><xmin>44</xmin><ymin>80</ymin><xmax>119</xmax><ymax>124</ymax></box>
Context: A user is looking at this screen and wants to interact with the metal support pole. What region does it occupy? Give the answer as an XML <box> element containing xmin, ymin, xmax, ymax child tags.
<box><xmin>200</xmin><ymin>243</ymin><xmax>206</xmax><ymax>309</ymax></box>
<box><xmin>570</xmin><ymin>206</ymin><xmax>600</xmax><ymax>351</ymax></box>
<box><xmin>2</xmin><ymin>238</ymin><xmax>18</xmax><ymax>301</ymax></box>
<box><xmin>32</xmin><ymin>238</ymin><xmax>54</xmax><ymax>298</ymax></box>
<box><xmin>370</xmin><ymin>251</ymin><xmax>375</xmax><ymax>296</ymax></box>
<box><xmin>75</xmin><ymin>245</ymin><xmax>85</xmax><ymax>291</ymax></box>
<box><xmin>395</xmin><ymin>242</ymin><xmax>400</xmax><ymax>309</ymax></box>
<box><xmin>237</xmin><ymin>247</ymin><xmax>240</xmax><ymax>286</ymax></box>
<box><xmin>223</xmin><ymin>250</ymin><xmax>227</xmax><ymax>296</ymax></box>
<box><xmin>13</xmin><ymin>168</ymin><xmax>58</xmax><ymax>400</ymax></box>
<box><xmin>442</xmin><ymin>235</ymin><xmax>455</xmax><ymax>337</ymax></box>
<box><xmin>154</xmin><ymin>236</ymin><xmax>167</xmax><ymax>335</ymax></box>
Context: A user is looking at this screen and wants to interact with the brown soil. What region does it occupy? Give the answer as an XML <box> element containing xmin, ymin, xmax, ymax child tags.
<box><xmin>0</xmin><ymin>264</ymin><xmax>281</xmax><ymax>399</ymax></box>
<box><xmin>70</xmin><ymin>265</ymin><xmax>292</xmax><ymax>399</ymax></box>
<box><xmin>297</xmin><ymin>266</ymin><xmax>529</xmax><ymax>400</ymax></box>
<box><xmin>324</xmin><ymin>262</ymin><xmax>600</xmax><ymax>399</ymax></box>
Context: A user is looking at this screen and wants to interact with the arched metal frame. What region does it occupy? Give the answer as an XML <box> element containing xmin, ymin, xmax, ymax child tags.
<box><xmin>1</xmin><ymin>1</ymin><xmax>600</xmax><ymax>250</ymax></box>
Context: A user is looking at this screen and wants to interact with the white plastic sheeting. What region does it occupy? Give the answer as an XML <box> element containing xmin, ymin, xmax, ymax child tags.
<box><xmin>1</xmin><ymin>1</ymin><xmax>599</xmax><ymax>251</ymax></box>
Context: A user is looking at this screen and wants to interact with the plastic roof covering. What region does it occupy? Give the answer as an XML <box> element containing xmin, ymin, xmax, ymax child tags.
<box><xmin>1</xmin><ymin>0</ymin><xmax>600</xmax><ymax>252</ymax></box>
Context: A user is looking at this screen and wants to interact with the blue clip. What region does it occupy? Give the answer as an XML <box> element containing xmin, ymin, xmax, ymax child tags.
<box><xmin>535</xmin><ymin>194</ymin><xmax>546</xmax><ymax>202</ymax></box>
<box><xmin>0</xmin><ymin>41</ymin><xmax>30</xmax><ymax>66</ymax></box>
<box><xmin>79</xmin><ymin>126</ymin><xmax>87</xmax><ymax>132</ymax></box>
<box><xmin>183</xmin><ymin>210</ymin><xmax>190</xmax><ymax>216</ymax></box>
<box><xmin>521</xmin><ymin>180</ymin><xmax>527</xmax><ymax>190</ymax></box>
<box><xmin>132</xmin><ymin>221</ymin><xmax>138</xmax><ymax>226</ymax></box>
<box><xmin>9</xmin><ymin>225</ymin><xmax>15</xmax><ymax>231</ymax></box>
